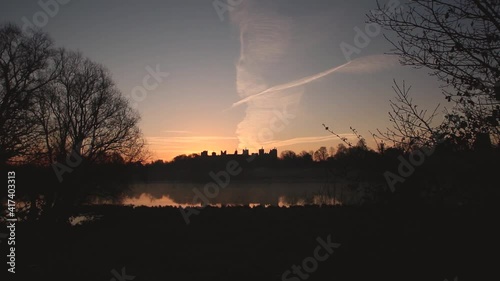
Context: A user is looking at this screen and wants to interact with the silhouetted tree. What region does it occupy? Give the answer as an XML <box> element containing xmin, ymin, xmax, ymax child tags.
<box><xmin>375</xmin><ymin>80</ymin><xmax>492</xmax><ymax>151</ymax></box>
<box><xmin>298</xmin><ymin>150</ymin><xmax>313</xmax><ymax>162</ymax></box>
<box><xmin>335</xmin><ymin>144</ymin><xmax>348</xmax><ymax>157</ymax></box>
<box><xmin>94</xmin><ymin>151</ymin><xmax>126</xmax><ymax>164</ymax></box>
<box><xmin>0</xmin><ymin>24</ymin><xmax>147</xmax><ymax>223</ymax></box>
<box><xmin>280</xmin><ymin>150</ymin><xmax>297</xmax><ymax>160</ymax></box>
<box><xmin>376</xmin><ymin>81</ymin><xmax>441</xmax><ymax>150</ymax></box>
<box><xmin>34</xmin><ymin>49</ymin><xmax>145</xmax><ymax>164</ymax></box>
<box><xmin>313</xmin><ymin>146</ymin><xmax>328</xmax><ymax>161</ymax></box>
<box><xmin>34</xmin><ymin>49</ymin><xmax>146</xmax><ymax>223</ymax></box>
<box><xmin>0</xmin><ymin>24</ymin><xmax>58</xmax><ymax>164</ymax></box>
<box><xmin>1</xmin><ymin>24</ymin><xmax>146</xmax><ymax>166</ymax></box>
<box><xmin>369</xmin><ymin>0</ymin><xmax>500</xmax><ymax>144</ymax></box>
<box><xmin>152</xmin><ymin>159</ymin><xmax>165</xmax><ymax>165</ymax></box>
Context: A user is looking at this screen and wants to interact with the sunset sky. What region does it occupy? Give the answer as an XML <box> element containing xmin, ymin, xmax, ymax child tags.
<box><xmin>1</xmin><ymin>0</ymin><xmax>446</xmax><ymax>161</ymax></box>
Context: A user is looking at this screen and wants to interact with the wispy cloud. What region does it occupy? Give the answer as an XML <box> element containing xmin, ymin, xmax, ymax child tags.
<box><xmin>162</xmin><ymin>130</ymin><xmax>192</xmax><ymax>134</ymax></box>
<box><xmin>231</xmin><ymin>1</ymin><xmax>302</xmax><ymax>150</ymax></box>
<box><xmin>230</xmin><ymin>3</ymin><xmax>400</xmax><ymax>151</ymax></box>
<box><xmin>261</xmin><ymin>134</ymin><xmax>357</xmax><ymax>148</ymax></box>
<box><xmin>147</xmin><ymin>136</ymin><xmax>237</xmax><ymax>144</ymax></box>
<box><xmin>146</xmin><ymin>135</ymin><xmax>239</xmax><ymax>158</ymax></box>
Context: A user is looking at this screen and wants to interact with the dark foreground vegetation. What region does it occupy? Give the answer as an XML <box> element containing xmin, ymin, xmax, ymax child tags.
<box><xmin>3</xmin><ymin>144</ymin><xmax>499</xmax><ymax>281</ymax></box>
<box><xmin>7</xmin><ymin>204</ymin><xmax>500</xmax><ymax>281</ymax></box>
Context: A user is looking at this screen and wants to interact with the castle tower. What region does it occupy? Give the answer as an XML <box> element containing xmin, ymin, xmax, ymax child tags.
<box><xmin>269</xmin><ymin>148</ymin><xmax>278</xmax><ymax>159</ymax></box>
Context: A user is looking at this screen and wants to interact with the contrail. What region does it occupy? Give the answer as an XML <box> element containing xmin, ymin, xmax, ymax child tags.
<box><xmin>259</xmin><ymin>134</ymin><xmax>357</xmax><ymax>148</ymax></box>
<box><xmin>231</xmin><ymin>60</ymin><xmax>353</xmax><ymax>108</ymax></box>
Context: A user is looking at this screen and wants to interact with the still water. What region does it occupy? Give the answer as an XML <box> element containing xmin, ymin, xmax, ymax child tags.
<box><xmin>116</xmin><ymin>180</ymin><xmax>359</xmax><ymax>207</ymax></box>
<box><xmin>2</xmin><ymin>180</ymin><xmax>362</xmax><ymax>225</ymax></box>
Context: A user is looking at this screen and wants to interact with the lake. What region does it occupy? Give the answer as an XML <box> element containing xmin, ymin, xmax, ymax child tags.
<box><xmin>116</xmin><ymin>180</ymin><xmax>361</xmax><ymax>207</ymax></box>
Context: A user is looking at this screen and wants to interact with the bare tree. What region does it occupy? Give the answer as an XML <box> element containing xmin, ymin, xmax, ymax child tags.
<box><xmin>323</xmin><ymin>123</ymin><xmax>353</xmax><ymax>147</ymax></box>
<box><xmin>350</xmin><ymin>126</ymin><xmax>369</xmax><ymax>150</ymax></box>
<box><xmin>314</xmin><ymin>146</ymin><xmax>329</xmax><ymax>161</ymax></box>
<box><xmin>32</xmin><ymin>49</ymin><xmax>147</xmax><ymax>223</ymax></box>
<box><xmin>1</xmin><ymin>23</ymin><xmax>147</xmax><ymax>223</ymax></box>
<box><xmin>0</xmin><ymin>24</ymin><xmax>146</xmax><ymax>165</ymax></box>
<box><xmin>298</xmin><ymin>150</ymin><xmax>313</xmax><ymax>162</ymax></box>
<box><xmin>368</xmin><ymin>0</ymin><xmax>500</xmax><ymax>143</ymax></box>
<box><xmin>335</xmin><ymin>143</ymin><xmax>348</xmax><ymax>157</ymax></box>
<box><xmin>280</xmin><ymin>150</ymin><xmax>297</xmax><ymax>160</ymax></box>
<box><xmin>376</xmin><ymin>80</ymin><xmax>441</xmax><ymax>150</ymax></box>
<box><xmin>0</xmin><ymin>24</ymin><xmax>58</xmax><ymax>164</ymax></box>
<box><xmin>35</xmin><ymin>49</ymin><xmax>146</xmax><ymax>165</ymax></box>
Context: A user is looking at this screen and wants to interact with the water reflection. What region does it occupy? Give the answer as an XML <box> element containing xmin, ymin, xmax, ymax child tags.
<box><xmin>122</xmin><ymin>193</ymin><xmax>202</xmax><ymax>208</ymax></box>
<box><xmin>119</xmin><ymin>181</ymin><xmax>350</xmax><ymax>207</ymax></box>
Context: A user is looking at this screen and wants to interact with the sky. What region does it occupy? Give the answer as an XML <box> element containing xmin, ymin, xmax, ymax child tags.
<box><xmin>0</xmin><ymin>0</ymin><xmax>446</xmax><ymax>161</ymax></box>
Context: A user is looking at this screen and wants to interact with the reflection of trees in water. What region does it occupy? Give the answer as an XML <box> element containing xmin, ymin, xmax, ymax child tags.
<box><xmin>117</xmin><ymin>182</ymin><xmax>354</xmax><ymax>207</ymax></box>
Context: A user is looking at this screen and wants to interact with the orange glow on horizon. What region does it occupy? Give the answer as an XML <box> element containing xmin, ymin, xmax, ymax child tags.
<box><xmin>146</xmin><ymin>133</ymin><xmax>376</xmax><ymax>162</ymax></box>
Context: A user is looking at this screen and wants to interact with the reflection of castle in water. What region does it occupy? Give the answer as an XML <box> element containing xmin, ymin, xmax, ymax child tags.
<box><xmin>200</xmin><ymin>148</ymin><xmax>278</xmax><ymax>159</ymax></box>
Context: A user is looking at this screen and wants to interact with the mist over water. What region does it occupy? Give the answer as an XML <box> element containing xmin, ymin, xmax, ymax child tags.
<box><xmin>119</xmin><ymin>181</ymin><xmax>353</xmax><ymax>207</ymax></box>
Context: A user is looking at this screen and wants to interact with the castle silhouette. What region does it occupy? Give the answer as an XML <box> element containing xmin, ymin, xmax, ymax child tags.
<box><xmin>200</xmin><ymin>148</ymin><xmax>278</xmax><ymax>159</ymax></box>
